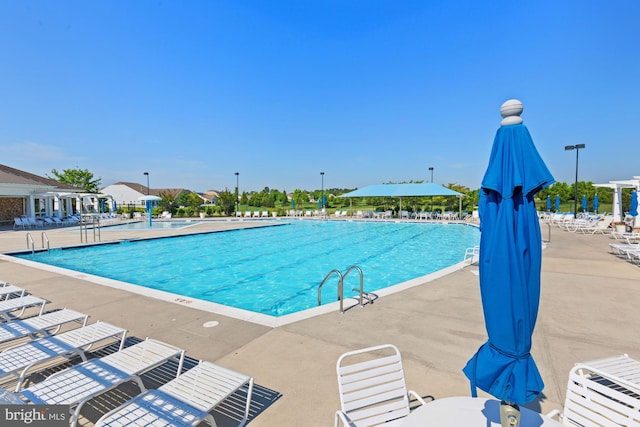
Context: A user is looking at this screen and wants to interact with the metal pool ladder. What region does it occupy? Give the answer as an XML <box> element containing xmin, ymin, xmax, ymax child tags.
<box><xmin>26</xmin><ymin>232</ymin><xmax>50</xmax><ymax>254</ymax></box>
<box><xmin>317</xmin><ymin>265</ymin><xmax>375</xmax><ymax>314</ymax></box>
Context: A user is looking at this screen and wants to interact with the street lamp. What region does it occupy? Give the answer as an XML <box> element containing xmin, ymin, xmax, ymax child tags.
<box><xmin>428</xmin><ymin>167</ymin><xmax>434</xmax><ymax>212</ymax></box>
<box><xmin>143</xmin><ymin>172</ymin><xmax>149</xmax><ymax>195</ymax></box>
<box><xmin>564</xmin><ymin>144</ymin><xmax>586</xmax><ymax>218</ymax></box>
<box><xmin>320</xmin><ymin>172</ymin><xmax>325</xmax><ymax>209</ymax></box>
<box><xmin>234</xmin><ymin>172</ymin><xmax>239</xmax><ymax>211</ymax></box>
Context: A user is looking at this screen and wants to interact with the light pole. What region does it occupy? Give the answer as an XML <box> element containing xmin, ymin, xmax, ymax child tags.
<box><xmin>143</xmin><ymin>172</ymin><xmax>149</xmax><ymax>195</ymax></box>
<box><xmin>234</xmin><ymin>172</ymin><xmax>239</xmax><ymax>211</ymax></box>
<box><xmin>564</xmin><ymin>144</ymin><xmax>585</xmax><ymax>218</ymax></box>
<box><xmin>320</xmin><ymin>172</ymin><xmax>325</xmax><ymax>209</ymax></box>
<box><xmin>429</xmin><ymin>167</ymin><xmax>434</xmax><ymax>183</ymax></box>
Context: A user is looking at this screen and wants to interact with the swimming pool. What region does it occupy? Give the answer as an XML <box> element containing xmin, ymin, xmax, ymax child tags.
<box><xmin>16</xmin><ymin>221</ymin><xmax>479</xmax><ymax>318</ymax></box>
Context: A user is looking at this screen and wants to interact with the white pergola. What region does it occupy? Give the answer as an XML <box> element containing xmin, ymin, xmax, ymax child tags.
<box><xmin>29</xmin><ymin>192</ymin><xmax>115</xmax><ymax>219</ymax></box>
<box><xmin>594</xmin><ymin>176</ymin><xmax>640</xmax><ymax>224</ymax></box>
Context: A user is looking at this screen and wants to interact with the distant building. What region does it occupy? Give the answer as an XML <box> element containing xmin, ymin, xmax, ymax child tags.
<box><xmin>201</xmin><ymin>190</ymin><xmax>220</xmax><ymax>205</ymax></box>
<box><xmin>0</xmin><ymin>164</ymin><xmax>83</xmax><ymax>225</ymax></box>
<box><xmin>100</xmin><ymin>182</ymin><xmax>191</xmax><ymax>208</ymax></box>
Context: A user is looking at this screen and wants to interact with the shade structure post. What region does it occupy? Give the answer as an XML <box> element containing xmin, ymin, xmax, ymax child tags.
<box><xmin>463</xmin><ymin>100</ymin><xmax>554</xmax><ymax>412</ymax></box>
<box><xmin>138</xmin><ymin>195</ymin><xmax>162</xmax><ymax>228</ymax></box>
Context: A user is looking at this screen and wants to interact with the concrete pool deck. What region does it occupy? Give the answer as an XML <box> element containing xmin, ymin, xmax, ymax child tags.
<box><xmin>0</xmin><ymin>219</ymin><xmax>639</xmax><ymax>426</ymax></box>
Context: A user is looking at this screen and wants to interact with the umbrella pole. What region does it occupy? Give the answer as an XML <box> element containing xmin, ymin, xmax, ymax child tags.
<box><xmin>500</xmin><ymin>401</ymin><xmax>520</xmax><ymax>427</ymax></box>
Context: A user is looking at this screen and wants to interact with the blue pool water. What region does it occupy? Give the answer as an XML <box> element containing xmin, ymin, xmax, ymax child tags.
<box><xmin>17</xmin><ymin>221</ymin><xmax>479</xmax><ymax>317</ymax></box>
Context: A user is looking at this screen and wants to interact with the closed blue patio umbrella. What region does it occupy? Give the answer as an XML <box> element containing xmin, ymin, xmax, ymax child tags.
<box><xmin>463</xmin><ymin>100</ymin><xmax>554</xmax><ymax>424</ymax></box>
<box><xmin>582</xmin><ymin>195</ymin><xmax>587</xmax><ymax>212</ymax></box>
<box><xmin>546</xmin><ymin>195</ymin><xmax>551</xmax><ymax>211</ymax></box>
<box><xmin>630</xmin><ymin>191</ymin><xmax>638</xmax><ymax>217</ymax></box>
<box><xmin>593</xmin><ymin>194</ymin><xmax>599</xmax><ymax>213</ymax></box>
<box><xmin>555</xmin><ymin>195</ymin><xmax>560</xmax><ymax>212</ymax></box>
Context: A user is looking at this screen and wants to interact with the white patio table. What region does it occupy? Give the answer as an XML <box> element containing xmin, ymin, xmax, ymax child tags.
<box><xmin>401</xmin><ymin>396</ymin><xmax>563</xmax><ymax>427</ymax></box>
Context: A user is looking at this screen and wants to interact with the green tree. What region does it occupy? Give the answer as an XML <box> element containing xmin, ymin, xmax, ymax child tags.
<box><xmin>186</xmin><ymin>192</ymin><xmax>203</xmax><ymax>209</ymax></box>
<box><xmin>217</xmin><ymin>189</ymin><xmax>236</xmax><ymax>215</ymax></box>
<box><xmin>48</xmin><ymin>168</ymin><xmax>101</xmax><ymax>192</ymax></box>
<box><xmin>292</xmin><ymin>189</ymin><xmax>309</xmax><ymax>207</ymax></box>
<box><xmin>158</xmin><ymin>191</ymin><xmax>177</xmax><ymax>213</ymax></box>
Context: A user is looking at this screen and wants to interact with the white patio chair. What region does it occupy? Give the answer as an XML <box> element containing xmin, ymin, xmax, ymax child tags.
<box><xmin>95</xmin><ymin>360</ymin><xmax>254</xmax><ymax>427</ymax></box>
<box><xmin>18</xmin><ymin>338</ymin><xmax>185</xmax><ymax>427</ymax></box>
<box><xmin>547</xmin><ymin>354</ymin><xmax>640</xmax><ymax>426</ymax></box>
<box><xmin>464</xmin><ymin>246</ymin><xmax>480</xmax><ymax>265</ymax></box>
<box><xmin>0</xmin><ymin>321</ymin><xmax>127</xmax><ymax>391</ymax></box>
<box><xmin>335</xmin><ymin>344</ymin><xmax>427</xmax><ymax>427</ymax></box>
<box><xmin>0</xmin><ymin>308</ymin><xmax>88</xmax><ymax>345</ymax></box>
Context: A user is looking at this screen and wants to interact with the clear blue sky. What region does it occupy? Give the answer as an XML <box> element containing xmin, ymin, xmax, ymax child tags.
<box><xmin>1</xmin><ymin>1</ymin><xmax>638</xmax><ymax>193</ymax></box>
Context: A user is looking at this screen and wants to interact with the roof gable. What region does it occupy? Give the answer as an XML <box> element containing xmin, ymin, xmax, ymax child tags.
<box><xmin>0</xmin><ymin>164</ymin><xmax>81</xmax><ymax>190</ymax></box>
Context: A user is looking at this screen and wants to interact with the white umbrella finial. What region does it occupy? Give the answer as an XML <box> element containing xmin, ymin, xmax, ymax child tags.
<box><xmin>500</xmin><ymin>99</ymin><xmax>523</xmax><ymax>126</ymax></box>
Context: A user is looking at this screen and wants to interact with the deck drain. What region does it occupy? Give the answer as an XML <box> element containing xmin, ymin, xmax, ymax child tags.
<box><xmin>202</xmin><ymin>320</ymin><xmax>219</xmax><ymax>328</ymax></box>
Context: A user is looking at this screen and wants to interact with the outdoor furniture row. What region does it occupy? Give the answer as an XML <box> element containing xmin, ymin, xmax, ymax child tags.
<box><xmin>0</xmin><ymin>280</ymin><xmax>254</xmax><ymax>427</ymax></box>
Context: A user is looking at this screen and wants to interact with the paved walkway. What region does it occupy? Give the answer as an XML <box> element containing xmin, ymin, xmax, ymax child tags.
<box><xmin>0</xmin><ymin>220</ymin><xmax>638</xmax><ymax>426</ymax></box>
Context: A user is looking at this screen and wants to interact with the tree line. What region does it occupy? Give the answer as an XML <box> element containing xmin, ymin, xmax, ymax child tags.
<box><xmin>49</xmin><ymin>168</ymin><xmax>630</xmax><ymax>216</ymax></box>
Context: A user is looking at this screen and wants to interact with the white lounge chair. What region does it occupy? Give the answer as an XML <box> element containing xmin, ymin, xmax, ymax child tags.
<box><xmin>0</xmin><ymin>321</ymin><xmax>127</xmax><ymax>391</ymax></box>
<box><xmin>40</xmin><ymin>216</ymin><xmax>59</xmax><ymax>227</ymax></box>
<box><xmin>18</xmin><ymin>338</ymin><xmax>185</xmax><ymax>427</ymax></box>
<box><xmin>0</xmin><ymin>283</ymin><xmax>26</xmax><ymax>301</ymax></box>
<box><xmin>13</xmin><ymin>217</ymin><xmax>26</xmax><ymax>230</ymax></box>
<box><xmin>0</xmin><ymin>308</ymin><xmax>88</xmax><ymax>346</ymax></box>
<box><xmin>24</xmin><ymin>217</ymin><xmax>43</xmax><ymax>228</ymax></box>
<box><xmin>546</xmin><ymin>354</ymin><xmax>640</xmax><ymax>425</ymax></box>
<box><xmin>261</xmin><ymin>210</ymin><xmax>269</xmax><ymax>218</ymax></box>
<box><xmin>95</xmin><ymin>360</ymin><xmax>254</xmax><ymax>427</ymax></box>
<box><xmin>335</xmin><ymin>344</ymin><xmax>428</xmax><ymax>427</ymax></box>
<box><xmin>0</xmin><ymin>295</ymin><xmax>47</xmax><ymax>322</ymax></box>
<box><xmin>577</xmin><ymin>216</ymin><xmax>613</xmax><ymax>234</ymax></box>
